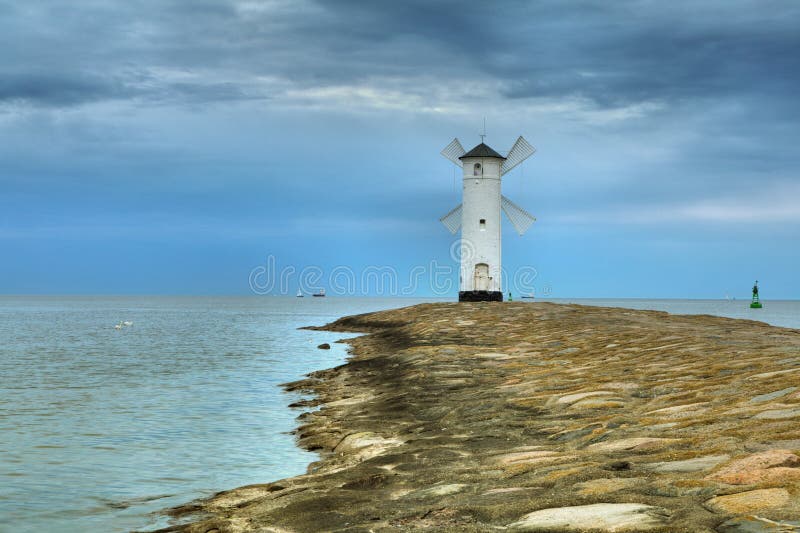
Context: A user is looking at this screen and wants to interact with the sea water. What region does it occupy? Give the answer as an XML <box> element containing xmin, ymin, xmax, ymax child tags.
<box><xmin>0</xmin><ymin>296</ymin><xmax>440</xmax><ymax>532</ymax></box>
<box><xmin>1</xmin><ymin>296</ymin><xmax>797</xmax><ymax>532</ymax></box>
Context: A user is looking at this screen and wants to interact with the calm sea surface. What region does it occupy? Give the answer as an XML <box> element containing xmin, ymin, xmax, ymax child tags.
<box><xmin>1</xmin><ymin>296</ymin><xmax>798</xmax><ymax>532</ymax></box>
<box><xmin>0</xmin><ymin>296</ymin><xmax>441</xmax><ymax>533</ymax></box>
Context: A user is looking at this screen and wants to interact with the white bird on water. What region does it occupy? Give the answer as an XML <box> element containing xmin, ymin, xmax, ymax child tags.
<box><xmin>114</xmin><ymin>322</ymin><xmax>123</xmax><ymax>330</ymax></box>
<box><xmin>123</xmin><ymin>321</ymin><xmax>133</xmax><ymax>326</ymax></box>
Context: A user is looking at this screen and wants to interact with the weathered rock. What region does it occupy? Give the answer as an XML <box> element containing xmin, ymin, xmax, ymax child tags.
<box><xmin>573</xmin><ymin>477</ymin><xmax>642</xmax><ymax>496</ymax></box>
<box><xmin>642</xmin><ymin>422</ymin><xmax>678</xmax><ymax>431</ymax></box>
<box><xmin>482</xmin><ymin>487</ymin><xmax>533</xmax><ymax>495</ymax></box>
<box><xmin>753</xmin><ymin>406</ymin><xmax>800</xmax><ymax>419</ymax></box>
<box><xmin>473</xmin><ymin>351</ymin><xmax>513</xmax><ymax>360</ymax></box>
<box><xmin>572</xmin><ymin>398</ymin><xmax>625</xmax><ymax>409</ymax></box>
<box><xmin>717</xmin><ymin>515</ymin><xmax>800</xmax><ymax>533</ymax></box>
<box><xmin>645</xmin><ymin>454</ymin><xmax>729</xmax><ymax>473</ymax></box>
<box><xmin>166</xmin><ymin>303</ymin><xmax>800</xmax><ymax>532</ymax></box>
<box><xmin>493</xmin><ymin>450</ymin><xmax>562</xmax><ymax>465</ymax></box>
<box><xmin>508</xmin><ymin>503</ymin><xmax>669</xmax><ymax>531</ymax></box>
<box><xmin>749</xmin><ymin>387</ymin><xmax>798</xmax><ymax>403</ymax></box>
<box><xmin>587</xmin><ymin>437</ymin><xmax>679</xmax><ymax>453</ymax></box>
<box><xmin>550</xmin><ymin>423</ymin><xmax>604</xmax><ymax>442</ymax></box>
<box><xmin>707</xmin><ymin>449</ymin><xmax>800</xmax><ymax>485</ymax></box>
<box><xmin>406</xmin><ymin>483</ymin><xmax>468</xmax><ymax>499</ymax></box>
<box><xmin>556</xmin><ymin>391</ymin><xmax>614</xmax><ymax>404</ymax></box>
<box><xmin>317</xmin><ymin>343</ymin><xmax>331</xmax><ymax>349</ymax></box>
<box><xmin>704</xmin><ymin>488</ymin><xmax>790</xmax><ymax>514</ymax></box>
<box><xmin>332</xmin><ymin>431</ymin><xmax>403</xmax><ymax>461</ymax></box>
<box><xmin>748</xmin><ymin>368</ymin><xmax>800</xmax><ymax>379</ymax></box>
<box><xmin>646</xmin><ymin>402</ymin><xmax>709</xmax><ymax>418</ymax></box>
<box><xmin>604</xmin><ymin>460</ymin><xmax>631</xmax><ymax>471</ymax></box>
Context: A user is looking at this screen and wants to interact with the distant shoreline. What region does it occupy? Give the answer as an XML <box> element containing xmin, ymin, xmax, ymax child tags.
<box><xmin>163</xmin><ymin>302</ymin><xmax>800</xmax><ymax>531</ymax></box>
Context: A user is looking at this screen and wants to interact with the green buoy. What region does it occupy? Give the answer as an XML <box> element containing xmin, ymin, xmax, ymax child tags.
<box><xmin>750</xmin><ymin>280</ymin><xmax>762</xmax><ymax>309</ymax></box>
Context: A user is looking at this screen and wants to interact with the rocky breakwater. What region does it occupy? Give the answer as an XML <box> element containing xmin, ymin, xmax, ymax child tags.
<box><xmin>165</xmin><ymin>302</ymin><xmax>800</xmax><ymax>532</ymax></box>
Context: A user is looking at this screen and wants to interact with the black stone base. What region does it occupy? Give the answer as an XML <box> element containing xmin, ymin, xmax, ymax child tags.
<box><xmin>459</xmin><ymin>291</ymin><xmax>503</xmax><ymax>302</ymax></box>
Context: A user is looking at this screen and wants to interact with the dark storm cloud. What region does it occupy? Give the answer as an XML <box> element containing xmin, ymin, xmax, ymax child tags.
<box><xmin>497</xmin><ymin>12</ymin><xmax>800</xmax><ymax>108</ymax></box>
<box><xmin>2</xmin><ymin>0</ymin><xmax>798</xmax><ymax>111</ymax></box>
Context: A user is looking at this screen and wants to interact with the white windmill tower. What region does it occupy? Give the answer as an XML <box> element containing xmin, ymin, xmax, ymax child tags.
<box><xmin>440</xmin><ymin>134</ymin><xmax>537</xmax><ymax>301</ymax></box>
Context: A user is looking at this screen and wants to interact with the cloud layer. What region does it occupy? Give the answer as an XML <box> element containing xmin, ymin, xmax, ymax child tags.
<box><xmin>1</xmin><ymin>0</ymin><xmax>799</xmax><ymax>295</ymax></box>
<box><xmin>4</xmin><ymin>1</ymin><xmax>799</xmax><ymax>111</ymax></box>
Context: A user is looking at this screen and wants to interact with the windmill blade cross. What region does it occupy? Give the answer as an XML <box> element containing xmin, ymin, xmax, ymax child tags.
<box><xmin>441</xmin><ymin>138</ymin><xmax>465</xmax><ymax>167</ymax></box>
<box><xmin>439</xmin><ymin>203</ymin><xmax>462</xmax><ymax>234</ymax></box>
<box><xmin>501</xmin><ymin>136</ymin><xmax>536</xmax><ymax>176</ymax></box>
<box><xmin>501</xmin><ymin>195</ymin><xmax>536</xmax><ymax>235</ymax></box>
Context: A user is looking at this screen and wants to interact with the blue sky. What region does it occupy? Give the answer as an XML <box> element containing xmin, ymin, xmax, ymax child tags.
<box><xmin>1</xmin><ymin>1</ymin><xmax>799</xmax><ymax>298</ymax></box>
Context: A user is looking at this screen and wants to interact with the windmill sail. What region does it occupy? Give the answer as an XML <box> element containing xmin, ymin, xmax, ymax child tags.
<box><xmin>501</xmin><ymin>195</ymin><xmax>536</xmax><ymax>235</ymax></box>
<box><xmin>501</xmin><ymin>136</ymin><xmax>535</xmax><ymax>175</ymax></box>
<box><xmin>439</xmin><ymin>203</ymin><xmax>462</xmax><ymax>234</ymax></box>
<box><xmin>440</xmin><ymin>138</ymin><xmax>466</xmax><ymax>167</ymax></box>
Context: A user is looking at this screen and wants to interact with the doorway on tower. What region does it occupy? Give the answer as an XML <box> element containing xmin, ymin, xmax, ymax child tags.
<box><xmin>474</xmin><ymin>263</ymin><xmax>490</xmax><ymax>291</ymax></box>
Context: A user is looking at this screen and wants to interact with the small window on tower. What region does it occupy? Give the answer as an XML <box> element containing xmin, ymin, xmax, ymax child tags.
<box><xmin>479</xmin><ymin>219</ymin><xmax>486</xmax><ymax>230</ymax></box>
<box><xmin>473</xmin><ymin>163</ymin><xmax>482</xmax><ymax>176</ymax></box>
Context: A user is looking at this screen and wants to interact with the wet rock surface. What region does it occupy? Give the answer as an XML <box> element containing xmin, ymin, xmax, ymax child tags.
<box><xmin>162</xmin><ymin>303</ymin><xmax>800</xmax><ymax>532</ymax></box>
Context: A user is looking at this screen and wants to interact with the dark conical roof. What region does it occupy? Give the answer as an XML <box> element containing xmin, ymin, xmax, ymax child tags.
<box><xmin>459</xmin><ymin>142</ymin><xmax>506</xmax><ymax>160</ymax></box>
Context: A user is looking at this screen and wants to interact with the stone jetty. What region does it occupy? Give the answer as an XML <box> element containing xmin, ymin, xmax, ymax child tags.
<box><xmin>165</xmin><ymin>302</ymin><xmax>800</xmax><ymax>532</ymax></box>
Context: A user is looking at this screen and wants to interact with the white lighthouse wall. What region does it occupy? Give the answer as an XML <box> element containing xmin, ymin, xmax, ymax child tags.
<box><xmin>460</xmin><ymin>157</ymin><xmax>503</xmax><ymax>293</ymax></box>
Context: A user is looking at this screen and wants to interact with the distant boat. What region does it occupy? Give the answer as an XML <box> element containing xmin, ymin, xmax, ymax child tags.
<box><xmin>296</xmin><ymin>290</ymin><xmax>304</xmax><ymax>298</ymax></box>
<box><xmin>521</xmin><ymin>291</ymin><xmax>535</xmax><ymax>299</ymax></box>
<box><xmin>312</xmin><ymin>289</ymin><xmax>326</xmax><ymax>298</ymax></box>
